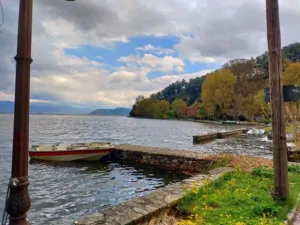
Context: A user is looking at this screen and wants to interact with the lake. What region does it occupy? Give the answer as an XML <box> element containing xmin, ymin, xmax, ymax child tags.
<box><xmin>0</xmin><ymin>114</ymin><xmax>271</xmax><ymax>224</ymax></box>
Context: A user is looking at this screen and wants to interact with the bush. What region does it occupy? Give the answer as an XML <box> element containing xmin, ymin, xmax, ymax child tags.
<box><xmin>288</xmin><ymin>164</ymin><xmax>300</xmax><ymax>174</ymax></box>
<box><xmin>251</xmin><ymin>167</ymin><xmax>273</xmax><ymax>178</ymax></box>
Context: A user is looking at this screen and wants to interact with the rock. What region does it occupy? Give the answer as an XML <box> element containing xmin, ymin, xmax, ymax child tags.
<box><xmin>133</xmin><ymin>207</ymin><xmax>149</xmax><ymax>215</ymax></box>
<box><xmin>145</xmin><ymin>205</ymin><xmax>158</xmax><ymax>213</ymax></box>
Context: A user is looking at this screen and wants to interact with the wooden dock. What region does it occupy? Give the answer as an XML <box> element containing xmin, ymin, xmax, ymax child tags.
<box><xmin>193</xmin><ymin>128</ymin><xmax>249</xmax><ymax>144</ymax></box>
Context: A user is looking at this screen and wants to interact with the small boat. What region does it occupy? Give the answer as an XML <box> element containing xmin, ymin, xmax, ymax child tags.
<box><xmin>29</xmin><ymin>142</ymin><xmax>114</xmax><ymax>162</ymax></box>
<box><xmin>222</xmin><ymin>120</ymin><xmax>237</xmax><ymax>124</ymax></box>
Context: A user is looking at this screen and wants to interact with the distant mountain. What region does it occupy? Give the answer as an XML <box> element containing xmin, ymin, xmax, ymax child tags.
<box><xmin>89</xmin><ymin>107</ymin><xmax>131</xmax><ymax>116</ymax></box>
<box><xmin>0</xmin><ymin>101</ymin><xmax>93</xmax><ymax>114</ymax></box>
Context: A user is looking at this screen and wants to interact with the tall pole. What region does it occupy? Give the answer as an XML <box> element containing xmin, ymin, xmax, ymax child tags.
<box><xmin>5</xmin><ymin>0</ymin><xmax>33</xmax><ymax>224</ymax></box>
<box><xmin>266</xmin><ymin>0</ymin><xmax>289</xmax><ymax>200</ymax></box>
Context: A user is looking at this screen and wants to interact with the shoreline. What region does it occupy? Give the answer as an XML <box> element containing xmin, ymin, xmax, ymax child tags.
<box><xmin>129</xmin><ymin>116</ymin><xmax>266</xmax><ymax>126</ymax></box>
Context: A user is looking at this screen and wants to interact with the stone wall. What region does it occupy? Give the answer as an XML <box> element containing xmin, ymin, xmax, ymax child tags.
<box><xmin>108</xmin><ymin>144</ymin><xmax>216</xmax><ymax>174</ymax></box>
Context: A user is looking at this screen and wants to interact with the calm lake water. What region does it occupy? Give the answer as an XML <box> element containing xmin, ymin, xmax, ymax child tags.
<box><xmin>0</xmin><ymin>114</ymin><xmax>272</xmax><ymax>224</ymax></box>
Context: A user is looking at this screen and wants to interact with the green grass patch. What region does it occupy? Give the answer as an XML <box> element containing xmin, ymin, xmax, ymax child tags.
<box><xmin>177</xmin><ymin>166</ymin><xmax>300</xmax><ymax>225</ymax></box>
<box><xmin>265</xmin><ymin>124</ymin><xmax>295</xmax><ymax>134</ymax></box>
<box><xmin>286</xmin><ymin>124</ymin><xmax>295</xmax><ymax>134</ymax></box>
<box><xmin>203</xmin><ymin>158</ymin><xmax>230</xmax><ymax>174</ymax></box>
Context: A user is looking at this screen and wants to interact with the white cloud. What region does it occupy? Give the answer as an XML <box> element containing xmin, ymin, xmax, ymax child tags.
<box><xmin>1</xmin><ymin>0</ymin><xmax>300</xmax><ymax>108</ymax></box>
<box><xmin>118</xmin><ymin>54</ymin><xmax>184</xmax><ymax>72</ymax></box>
<box><xmin>0</xmin><ymin>92</ymin><xmax>14</xmax><ymax>101</ymax></box>
<box><xmin>135</xmin><ymin>44</ymin><xmax>175</xmax><ymax>55</ymax></box>
<box><xmin>189</xmin><ymin>56</ymin><xmax>220</xmax><ymax>64</ymax></box>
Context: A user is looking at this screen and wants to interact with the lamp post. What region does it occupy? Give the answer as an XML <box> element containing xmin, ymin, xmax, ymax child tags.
<box><xmin>5</xmin><ymin>1</ymin><xmax>75</xmax><ymax>224</ymax></box>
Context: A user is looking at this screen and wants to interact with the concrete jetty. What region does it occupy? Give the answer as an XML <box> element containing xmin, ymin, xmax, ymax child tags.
<box><xmin>108</xmin><ymin>144</ymin><xmax>215</xmax><ymax>173</ymax></box>
<box><xmin>193</xmin><ymin>128</ymin><xmax>249</xmax><ymax>144</ymax></box>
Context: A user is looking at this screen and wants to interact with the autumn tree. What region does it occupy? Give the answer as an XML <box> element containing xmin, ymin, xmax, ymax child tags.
<box><xmin>283</xmin><ymin>62</ymin><xmax>300</xmax><ymax>141</ymax></box>
<box><xmin>254</xmin><ymin>90</ymin><xmax>271</xmax><ymax>115</ymax></box>
<box><xmin>172</xmin><ymin>98</ymin><xmax>187</xmax><ymax>118</ymax></box>
<box><xmin>283</xmin><ymin>62</ymin><xmax>300</xmax><ymax>85</ymax></box>
<box><xmin>223</xmin><ymin>59</ymin><xmax>268</xmax><ymax>120</ymax></box>
<box><xmin>155</xmin><ymin>100</ymin><xmax>170</xmax><ymax>119</ymax></box>
<box><xmin>239</xmin><ymin>94</ymin><xmax>266</xmax><ymax>121</ymax></box>
<box><xmin>201</xmin><ymin>69</ymin><xmax>236</xmax><ymax>119</ymax></box>
<box><xmin>228</xmin><ymin>94</ymin><xmax>243</xmax><ymax>120</ymax></box>
<box><xmin>223</xmin><ymin>59</ymin><xmax>256</xmax><ymax>79</ymax></box>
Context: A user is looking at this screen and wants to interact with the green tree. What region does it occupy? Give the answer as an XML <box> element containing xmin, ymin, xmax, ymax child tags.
<box><xmin>130</xmin><ymin>97</ymin><xmax>158</xmax><ymax>118</ymax></box>
<box><xmin>201</xmin><ymin>69</ymin><xmax>236</xmax><ymax>119</ymax></box>
<box><xmin>155</xmin><ymin>100</ymin><xmax>170</xmax><ymax>119</ymax></box>
<box><xmin>156</xmin><ymin>76</ymin><xmax>206</xmax><ymax>106</ymax></box>
<box><xmin>256</xmin><ymin>42</ymin><xmax>300</xmax><ymax>73</ymax></box>
<box><xmin>172</xmin><ymin>98</ymin><xmax>187</xmax><ymax>118</ymax></box>
<box><xmin>198</xmin><ymin>104</ymin><xmax>208</xmax><ymax>119</ymax></box>
<box><xmin>253</xmin><ymin>90</ymin><xmax>271</xmax><ymax>123</ymax></box>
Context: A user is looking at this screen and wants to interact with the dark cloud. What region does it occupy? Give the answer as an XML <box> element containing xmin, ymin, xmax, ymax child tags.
<box><xmin>35</xmin><ymin>0</ymin><xmax>170</xmax><ymax>38</ymax></box>
<box><xmin>30</xmin><ymin>90</ymin><xmax>63</xmax><ymax>102</ymax></box>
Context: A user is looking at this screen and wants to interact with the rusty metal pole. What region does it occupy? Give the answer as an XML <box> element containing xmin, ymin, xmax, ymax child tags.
<box><xmin>5</xmin><ymin>0</ymin><xmax>33</xmax><ymax>224</ymax></box>
<box><xmin>266</xmin><ymin>0</ymin><xmax>289</xmax><ymax>200</ymax></box>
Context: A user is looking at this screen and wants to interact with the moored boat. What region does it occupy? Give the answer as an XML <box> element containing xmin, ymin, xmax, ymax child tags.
<box><xmin>29</xmin><ymin>142</ymin><xmax>114</xmax><ymax>162</ymax></box>
<box><xmin>222</xmin><ymin>120</ymin><xmax>237</xmax><ymax>124</ymax></box>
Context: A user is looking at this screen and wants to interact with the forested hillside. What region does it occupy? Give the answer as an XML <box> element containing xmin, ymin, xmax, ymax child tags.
<box><xmin>130</xmin><ymin>42</ymin><xmax>300</xmax><ymax>121</ymax></box>
<box><xmin>156</xmin><ymin>76</ymin><xmax>207</xmax><ymax>106</ymax></box>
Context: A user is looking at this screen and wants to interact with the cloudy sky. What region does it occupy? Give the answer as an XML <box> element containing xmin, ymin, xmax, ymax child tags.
<box><xmin>0</xmin><ymin>0</ymin><xmax>299</xmax><ymax>109</ymax></box>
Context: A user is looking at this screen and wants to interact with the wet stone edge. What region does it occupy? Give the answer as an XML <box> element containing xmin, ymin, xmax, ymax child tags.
<box><xmin>75</xmin><ymin>167</ymin><xmax>233</xmax><ymax>225</ymax></box>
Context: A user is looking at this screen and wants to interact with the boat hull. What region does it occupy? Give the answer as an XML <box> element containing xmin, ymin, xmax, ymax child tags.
<box><xmin>29</xmin><ymin>148</ymin><xmax>113</xmax><ymax>162</ymax></box>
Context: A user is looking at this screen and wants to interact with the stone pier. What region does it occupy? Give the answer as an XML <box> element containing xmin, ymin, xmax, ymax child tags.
<box><xmin>75</xmin><ymin>143</ymin><xmax>300</xmax><ymax>224</ymax></box>
<box><xmin>108</xmin><ymin>144</ymin><xmax>216</xmax><ymax>174</ymax></box>
<box><xmin>75</xmin><ymin>145</ymin><xmax>232</xmax><ymax>224</ymax></box>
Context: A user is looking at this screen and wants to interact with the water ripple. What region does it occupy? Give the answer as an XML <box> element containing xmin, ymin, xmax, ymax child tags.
<box><xmin>0</xmin><ymin>114</ymin><xmax>272</xmax><ymax>224</ymax></box>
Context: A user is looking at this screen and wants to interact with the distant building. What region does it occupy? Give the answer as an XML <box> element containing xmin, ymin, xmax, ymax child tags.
<box><xmin>186</xmin><ymin>106</ymin><xmax>199</xmax><ymax>118</ymax></box>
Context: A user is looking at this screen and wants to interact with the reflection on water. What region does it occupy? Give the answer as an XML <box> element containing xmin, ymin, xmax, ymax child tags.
<box><xmin>27</xmin><ymin>160</ymin><xmax>187</xmax><ymax>224</ymax></box>
<box><xmin>0</xmin><ymin>114</ymin><xmax>272</xmax><ymax>224</ymax></box>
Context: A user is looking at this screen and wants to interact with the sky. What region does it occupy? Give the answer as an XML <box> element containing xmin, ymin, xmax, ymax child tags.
<box><xmin>0</xmin><ymin>0</ymin><xmax>299</xmax><ymax>109</ymax></box>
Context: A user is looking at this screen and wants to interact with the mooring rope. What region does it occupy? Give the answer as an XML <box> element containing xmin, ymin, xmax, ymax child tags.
<box><xmin>1</xmin><ymin>181</ymin><xmax>10</xmax><ymax>225</ymax></box>
<box><xmin>1</xmin><ymin>178</ymin><xmax>23</xmax><ymax>225</ymax></box>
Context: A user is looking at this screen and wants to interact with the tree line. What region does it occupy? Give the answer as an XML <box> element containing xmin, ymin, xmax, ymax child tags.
<box><xmin>130</xmin><ymin>42</ymin><xmax>300</xmax><ymax>122</ymax></box>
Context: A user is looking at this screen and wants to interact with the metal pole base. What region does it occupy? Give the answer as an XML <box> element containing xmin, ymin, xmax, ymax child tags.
<box><xmin>9</xmin><ymin>215</ymin><xmax>30</xmax><ymax>225</ymax></box>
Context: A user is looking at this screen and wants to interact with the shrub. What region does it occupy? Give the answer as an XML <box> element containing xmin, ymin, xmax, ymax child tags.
<box><xmin>251</xmin><ymin>167</ymin><xmax>273</xmax><ymax>178</ymax></box>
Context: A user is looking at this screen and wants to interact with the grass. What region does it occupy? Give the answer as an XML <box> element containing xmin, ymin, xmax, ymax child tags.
<box><xmin>177</xmin><ymin>165</ymin><xmax>300</xmax><ymax>225</ymax></box>
<box><xmin>286</xmin><ymin>124</ymin><xmax>295</xmax><ymax>134</ymax></box>
<box><xmin>206</xmin><ymin>154</ymin><xmax>273</xmax><ymax>173</ymax></box>
<box><xmin>203</xmin><ymin>158</ymin><xmax>230</xmax><ymax>174</ymax></box>
<box><xmin>265</xmin><ymin>124</ymin><xmax>295</xmax><ymax>134</ymax></box>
